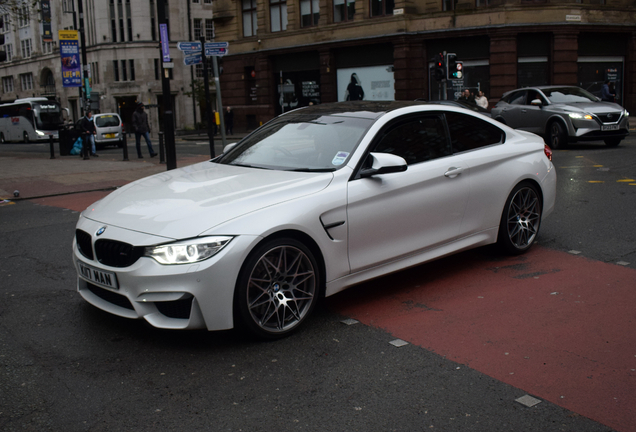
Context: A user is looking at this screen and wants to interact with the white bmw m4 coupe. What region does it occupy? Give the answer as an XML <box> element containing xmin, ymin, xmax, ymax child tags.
<box><xmin>73</xmin><ymin>101</ymin><xmax>556</xmax><ymax>339</ymax></box>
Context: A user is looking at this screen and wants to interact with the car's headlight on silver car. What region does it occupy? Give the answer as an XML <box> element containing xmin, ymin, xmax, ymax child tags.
<box><xmin>144</xmin><ymin>236</ymin><xmax>233</xmax><ymax>265</ymax></box>
<box><xmin>568</xmin><ymin>113</ymin><xmax>593</xmax><ymax>120</ymax></box>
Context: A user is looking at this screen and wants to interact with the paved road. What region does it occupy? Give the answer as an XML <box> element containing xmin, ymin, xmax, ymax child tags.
<box><xmin>1</xmin><ymin>134</ymin><xmax>634</xmax><ymax>431</ymax></box>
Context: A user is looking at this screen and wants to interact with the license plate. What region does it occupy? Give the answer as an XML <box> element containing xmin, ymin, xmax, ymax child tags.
<box><xmin>601</xmin><ymin>124</ymin><xmax>620</xmax><ymax>131</ymax></box>
<box><xmin>78</xmin><ymin>261</ymin><xmax>119</xmax><ymax>289</ymax></box>
<box><xmin>105</xmin><ymin>133</ymin><xmax>116</xmax><ymax>138</ymax></box>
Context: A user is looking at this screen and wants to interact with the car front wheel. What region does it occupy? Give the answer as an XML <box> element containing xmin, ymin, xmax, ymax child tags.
<box><xmin>604</xmin><ymin>138</ymin><xmax>622</xmax><ymax>147</ymax></box>
<box><xmin>234</xmin><ymin>237</ymin><xmax>320</xmax><ymax>339</ymax></box>
<box><xmin>498</xmin><ymin>182</ymin><xmax>542</xmax><ymax>255</ymax></box>
<box><xmin>547</xmin><ymin>121</ymin><xmax>567</xmax><ymax>149</ymax></box>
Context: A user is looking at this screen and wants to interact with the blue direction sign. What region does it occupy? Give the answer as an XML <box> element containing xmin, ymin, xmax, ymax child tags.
<box><xmin>177</xmin><ymin>41</ymin><xmax>202</xmax><ymax>51</ymax></box>
<box><xmin>204</xmin><ymin>47</ymin><xmax>228</xmax><ymax>57</ymax></box>
<box><xmin>181</xmin><ymin>49</ymin><xmax>201</xmax><ymax>56</ymax></box>
<box><xmin>184</xmin><ymin>53</ymin><xmax>203</xmax><ymax>66</ymax></box>
<box><xmin>204</xmin><ymin>42</ymin><xmax>229</xmax><ymax>50</ymax></box>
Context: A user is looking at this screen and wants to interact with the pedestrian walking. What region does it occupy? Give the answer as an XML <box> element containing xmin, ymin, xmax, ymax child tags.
<box><xmin>225</xmin><ymin>106</ymin><xmax>234</xmax><ymax>136</ymax></box>
<box><xmin>132</xmin><ymin>103</ymin><xmax>157</xmax><ymax>158</ymax></box>
<box><xmin>77</xmin><ymin>110</ymin><xmax>98</xmax><ymax>159</ymax></box>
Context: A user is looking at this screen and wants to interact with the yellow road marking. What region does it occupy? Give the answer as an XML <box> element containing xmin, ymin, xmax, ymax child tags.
<box><xmin>617</xmin><ymin>179</ymin><xmax>635</xmax><ymax>183</ymax></box>
<box><xmin>588</xmin><ymin>181</ymin><xmax>604</xmax><ymax>183</ymax></box>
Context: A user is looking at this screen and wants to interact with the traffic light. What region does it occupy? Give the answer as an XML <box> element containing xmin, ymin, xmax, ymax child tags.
<box><xmin>446</xmin><ymin>53</ymin><xmax>463</xmax><ymax>80</ymax></box>
<box><xmin>0</xmin><ymin>17</ymin><xmax>6</xmax><ymax>62</ymax></box>
<box><xmin>433</xmin><ymin>53</ymin><xmax>446</xmax><ymax>81</ymax></box>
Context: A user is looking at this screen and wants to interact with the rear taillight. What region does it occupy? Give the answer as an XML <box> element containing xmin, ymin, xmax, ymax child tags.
<box><xmin>121</xmin><ymin>123</ymin><xmax>125</xmax><ymax>132</ymax></box>
<box><xmin>544</xmin><ymin>144</ymin><xmax>552</xmax><ymax>161</ymax></box>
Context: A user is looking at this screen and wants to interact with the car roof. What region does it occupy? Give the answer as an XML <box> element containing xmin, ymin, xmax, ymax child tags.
<box><xmin>284</xmin><ymin>101</ymin><xmax>427</xmax><ymax>120</ymax></box>
<box><xmin>94</xmin><ymin>113</ymin><xmax>121</xmax><ymax>117</ymax></box>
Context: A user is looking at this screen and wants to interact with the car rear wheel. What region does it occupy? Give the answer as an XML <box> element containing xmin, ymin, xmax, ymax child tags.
<box><xmin>498</xmin><ymin>182</ymin><xmax>542</xmax><ymax>255</ymax></box>
<box><xmin>547</xmin><ymin>121</ymin><xmax>567</xmax><ymax>149</ymax></box>
<box><xmin>234</xmin><ymin>238</ymin><xmax>319</xmax><ymax>339</ymax></box>
<box><xmin>604</xmin><ymin>138</ymin><xmax>622</xmax><ymax>147</ymax></box>
<box><xmin>0</xmin><ymin>132</ymin><xmax>5</xmax><ymax>144</ymax></box>
<box><xmin>23</xmin><ymin>131</ymin><xmax>29</xmax><ymax>143</ymax></box>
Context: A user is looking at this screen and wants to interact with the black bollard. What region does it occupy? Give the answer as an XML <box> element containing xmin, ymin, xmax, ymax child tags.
<box><xmin>49</xmin><ymin>134</ymin><xmax>55</xmax><ymax>159</ymax></box>
<box><xmin>122</xmin><ymin>133</ymin><xmax>129</xmax><ymax>161</ymax></box>
<box><xmin>159</xmin><ymin>132</ymin><xmax>165</xmax><ymax>164</ymax></box>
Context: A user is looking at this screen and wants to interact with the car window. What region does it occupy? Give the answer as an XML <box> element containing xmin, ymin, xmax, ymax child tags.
<box><xmin>445</xmin><ymin>112</ymin><xmax>505</xmax><ymax>153</ymax></box>
<box><xmin>505</xmin><ymin>91</ymin><xmax>527</xmax><ymax>105</ymax></box>
<box><xmin>526</xmin><ymin>91</ymin><xmax>546</xmax><ymax>105</ymax></box>
<box><xmin>95</xmin><ymin>115</ymin><xmax>121</xmax><ymax>127</ymax></box>
<box><xmin>542</xmin><ymin>87</ymin><xmax>598</xmax><ymax>103</ymax></box>
<box><xmin>372</xmin><ymin>114</ymin><xmax>451</xmax><ymax>165</ymax></box>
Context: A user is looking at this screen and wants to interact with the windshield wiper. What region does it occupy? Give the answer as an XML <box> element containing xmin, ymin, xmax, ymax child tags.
<box><xmin>288</xmin><ymin>168</ymin><xmax>336</xmax><ymax>172</ymax></box>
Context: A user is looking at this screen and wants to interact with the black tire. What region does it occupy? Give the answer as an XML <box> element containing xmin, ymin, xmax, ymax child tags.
<box><xmin>117</xmin><ymin>139</ymin><xmax>124</xmax><ymax>148</ymax></box>
<box><xmin>234</xmin><ymin>237</ymin><xmax>320</xmax><ymax>339</ymax></box>
<box><xmin>497</xmin><ymin>182</ymin><xmax>542</xmax><ymax>255</ymax></box>
<box><xmin>23</xmin><ymin>131</ymin><xmax>29</xmax><ymax>143</ymax></box>
<box><xmin>547</xmin><ymin>121</ymin><xmax>567</xmax><ymax>149</ymax></box>
<box><xmin>0</xmin><ymin>132</ymin><xmax>5</xmax><ymax>144</ymax></box>
<box><xmin>604</xmin><ymin>138</ymin><xmax>622</xmax><ymax>147</ymax></box>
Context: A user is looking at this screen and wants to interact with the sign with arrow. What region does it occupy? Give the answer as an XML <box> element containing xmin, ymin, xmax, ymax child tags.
<box><xmin>184</xmin><ymin>53</ymin><xmax>203</xmax><ymax>66</ymax></box>
<box><xmin>177</xmin><ymin>41</ymin><xmax>202</xmax><ymax>52</ymax></box>
<box><xmin>205</xmin><ymin>47</ymin><xmax>228</xmax><ymax>57</ymax></box>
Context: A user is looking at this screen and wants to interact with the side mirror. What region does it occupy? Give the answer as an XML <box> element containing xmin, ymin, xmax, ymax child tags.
<box><xmin>531</xmin><ymin>99</ymin><xmax>543</xmax><ymax>106</ymax></box>
<box><xmin>359</xmin><ymin>152</ymin><xmax>408</xmax><ymax>178</ymax></box>
<box><xmin>222</xmin><ymin>142</ymin><xmax>237</xmax><ymax>154</ymax></box>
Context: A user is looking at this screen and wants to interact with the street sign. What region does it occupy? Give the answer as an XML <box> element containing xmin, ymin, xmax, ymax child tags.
<box><xmin>204</xmin><ymin>42</ymin><xmax>229</xmax><ymax>49</ymax></box>
<box><xmin>181</xmin><ymin>49</ymin><xmax>201</xmax><ymax>56</ymax></box>
<box><xmin>184</xmin><ymin>53</ymin><xmax>202</xmax><ymax>66</ymax></box>
<box><xmin>177</xmin><ymin>41</ymin><xmax>202</xmax><ymax>51</ymax></box>
<box><xmin>204</xmin><ymin>47</ymin><xmax>228</xmax><ymax>57</ymax></box>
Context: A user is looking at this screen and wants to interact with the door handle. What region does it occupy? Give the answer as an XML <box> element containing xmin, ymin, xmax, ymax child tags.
<box><xmin>444</xmin><ymin>167</ymin><xmax>464</xmax><ymax>178</ymax></box>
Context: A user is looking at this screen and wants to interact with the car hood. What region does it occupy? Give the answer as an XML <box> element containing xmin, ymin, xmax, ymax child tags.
<box><xmin>82</xmin><ymin>161</ymin><xmax>333</xmax><ymax>238</ymax></box>
<box><xmin>551</xmin><ymin>101</ymin><xmax>624</xmax><ymax>114</ymax></box>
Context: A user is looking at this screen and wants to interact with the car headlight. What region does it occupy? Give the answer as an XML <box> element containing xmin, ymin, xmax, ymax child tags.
<box><xmin>144</xmin><ymin>236</ymin><xmax>233</xmax><ymax>265</ymax></box>
<box><xmin>624</xmin><ymin>110</ymin><xmax>630</xmax><ymax>117</ymax></box>
<box><xmin>568</xmin><ymin>113</ymin><xmax>593</xmax><ymax>120</ymax></box>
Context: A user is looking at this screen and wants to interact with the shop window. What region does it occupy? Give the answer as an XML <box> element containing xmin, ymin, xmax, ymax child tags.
<box><xmin>270</xmin><ymin>0</ymin><xmax>288</xmax><ymax>32</ymax></box>
<box><xmin>243</xmin><ymin>0</ymin><xmax>258</xmax><ymax>37</ymax></box>
<box><xmin>370</xmin><ymin>0</ymin><xmax>393</xmax><ymax>16</ymax></box>
<box><xmin>518</xmin><ymin>58</ymin><xmax>549</xmax><ymax>88</ymax></box>
<box><xmin>334</xmin><ymin>0</ymin><xmax>355</xmax><ymax>22</ymax></box>
<box><xmin>300</xmin><ymin>0</ymin><xmax>320</xmax><ymax>27</ymax></box>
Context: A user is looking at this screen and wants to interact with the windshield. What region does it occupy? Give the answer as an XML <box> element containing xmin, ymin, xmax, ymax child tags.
<box><xmin>218</xmin><ymin>114</ymin><xmax>372</xmax><ymax>171</ymax></box>
<box><xmin>95</xmin><ymin>115</ymin><xmax>121</xmax><ymax>127</ymax></box>
<box><xmin>542</xmin><ymin>87</ymin><xmax>599</xmax><ymax>104</ymax></box>
<box><xmin>33</xmin><ymin>102</ymin><xmax>62</xmax><ymax>130</ymax></box>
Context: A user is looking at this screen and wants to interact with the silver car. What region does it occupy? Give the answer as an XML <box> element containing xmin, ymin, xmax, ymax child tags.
<box><xmin>491</xmin><ymin>86</ymin><xmax>629</xmax><ymax>148</ymax></box>
<box><xmin>93</xmin><ymin>113</ymin><xmax>124</xmax><ymax>148</ymax></box>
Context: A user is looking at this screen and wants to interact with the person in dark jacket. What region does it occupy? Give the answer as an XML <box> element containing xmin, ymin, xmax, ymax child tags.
<box><xmin>132</xmin><ymin>103</ymin><xmax>157</xmax><ymax>158</ymax></box>
<box><xmin>224</xmin><ymin>106</ymin><xmax>234</xmax><ymax>136</ymax></box>
<box><xmin>77</xmin><ymin>110</ymin><xmax>97</xmax><ymax>159</ymax></box>
<box><xmin>344</xmin><ymin>73</ymin><xmax>364</xmax><ymax>101</ymax></box>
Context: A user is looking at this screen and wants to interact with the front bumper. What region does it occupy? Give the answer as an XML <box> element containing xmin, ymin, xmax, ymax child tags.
<box><xmin>73</xmin><ymin>217</ymin><xmax>258</xmax><ymax>331</ymax></box>
<box><xmin>568</xmin><ymin>114</ymin><xmax>629</xmax><ymax>142</ymax></box>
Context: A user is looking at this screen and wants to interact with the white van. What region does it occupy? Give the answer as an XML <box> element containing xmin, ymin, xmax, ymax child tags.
<box><xmin>93</xmin><ymin>113</ymin><xmax>124</xmax><ymax>148</ymax></box>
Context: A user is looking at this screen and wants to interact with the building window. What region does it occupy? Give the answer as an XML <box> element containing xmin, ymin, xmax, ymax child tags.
<box><xmin>129</xmin><ymin>59</ymin><xmax>135</xmax><ymax>81</ymax></box>
<box><xmin>42</xmin><ymin>40</ymin><xmax>53</xmax><ymax>54</ymax></box>
<box><xmin>20</xmin><ymin>73</ymin><xmax>33</xmax><ymax>91</ymax></box>
<box><xmin>475</xmin><ymin>0</ymin><xmax>488</xmax><ymax>6</ymax></box>
<box><xmin>1</xmin><ymin>14</ymin><xmax>10</xmax><ymax>32</ymax></box>
<box><xmin>126</xmin><ymin>0</ymin><xmax>133</xmax><ymax>41</ymax></box>
<box><xmin>192</xmin><ymin>0</ymin><xmax>200</xmax><ymax>3</ymax></box>
<box><xmin>300</xmin><ymin>0</ymin><xmax>319</xmax><ymax>27</ymax></box>
<box><xmin>196</xmin><ymin>58</ymin><xmax>212</xmax><ymax>78</ymax></box>
<box><xmin>194</xmin><ymin>19</ymin><xmax>202</xmax><ymax>39</ymax></box>
<box><xmin>149</xmin><ymin>0</ymin><xmax>156</xmax><ymax>40</ymax></box>
<box><xmin>334</xmin><ymin>0</ymin><xmax>354</xmax><ymax>22</ymax></box>
<box><xmin>270</xmin><ymin>0</ymin><xmax>288</xmax><ymax>32</ymax></box>
<box><xmin>2</xmin><ymin>76</ymin><xmax>14</xmax><ymax>93</ymax></box>
<box><xmin>242</xmin><ymin>0</ymin><xmax>258</xmax><ymax>37</ymax></box>
<box><xmin>118</xmin><ymin>0</ymin><xmax>125</xmax><ymax>42</ymax></box>
<box><xmin>110</xmin><ymin>0</ymin><xmax>117</xmax><ymax>41</ymax></box>
<box><xmin>205</xmin><ymin>19</ymin><xmax>214</xmax><ymax>40</ymax></box>
<box><xmin>121</xmin><ymin>59</ymin><xmax>127</xmax><ymax>81</ymax></box>
<box><xmin>204</xmin><ymin>0</ymin><xmax>212</xmax><ymax>3</ymax></box>
<box><xmin>370</xmin><ymin>0</ymin><xmax>393</xmax><ymax>16</ymax></box>
<box><xmin>20</xmin><ymin>39</ymin><xmax>32</xmax><ymax>58</ymax></box>
<box><xmin>5</xmin><ymin>44</ymin><xmax>13</xmax><ymax>62</ymax></box>
<box><xmin>442</xmin><ymin>0</ymin><xmax>454</xmax><ymax>11</ymax></box>
<box><xmin>113</xmin><ymin>60</ymin><xmax>120</xmax><ymax>81</ymax></box>
<box><xmin>18</xmin><ymin>5</ymin><xmax>30</xmax><ymax>28</ymax></box>
<box><xmin>91</xmin><ymin>62</ymin><xmax>100</xmax><ymax>84</ymax></box>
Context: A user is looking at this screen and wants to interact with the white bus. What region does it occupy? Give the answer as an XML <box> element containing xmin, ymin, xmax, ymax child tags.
<box><xmin>0</xmin><ymin>97</ymin><xmax>67</xmax><ymax>143</ymax></box>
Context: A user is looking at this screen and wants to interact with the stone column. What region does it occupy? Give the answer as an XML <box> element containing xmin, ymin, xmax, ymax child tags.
<box><xmin>552</xmin><ymin>30</ymin><xmax>579</xmax><ymax>86</ymax></box>
<box><xmin>319</xmin><ymin>48</ymin><xmax>337</xmax><ymax>103</ymax></box>
<box><xmin>393</xmin><ymin>38</ymin><xmax>425</xmax><ymax>101</ymax></box>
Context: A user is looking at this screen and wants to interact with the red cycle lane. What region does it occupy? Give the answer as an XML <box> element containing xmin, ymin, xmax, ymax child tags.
<box><xmin>328</xmin><ymin>246</ymin><xmax>636</xmax><ymax>432</ymax></box>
